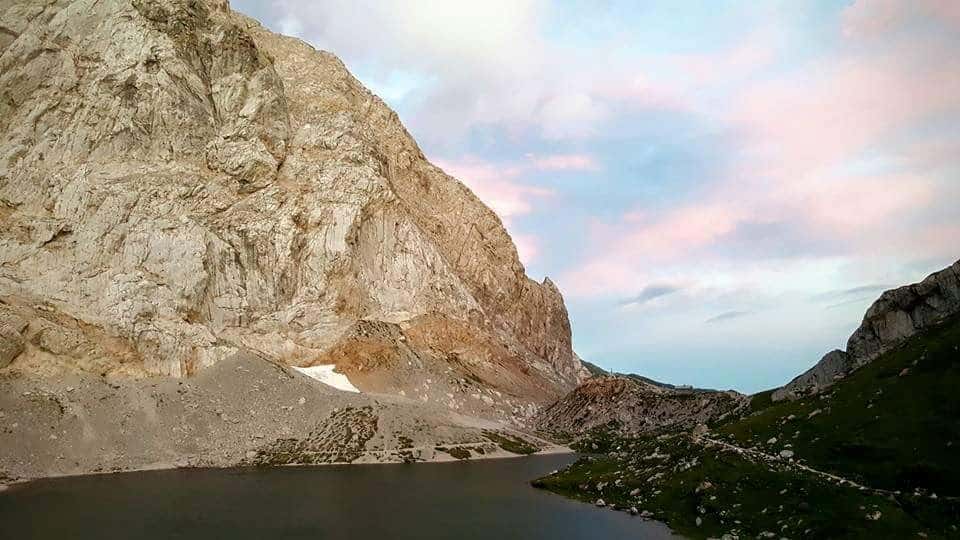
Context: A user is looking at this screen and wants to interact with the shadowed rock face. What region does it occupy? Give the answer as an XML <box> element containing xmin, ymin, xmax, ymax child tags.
<box><xmin>535</xmin><ymin>376</ymin><xmax>748</xmax><ymax>436</ymax></box>
<box><xmin>773</xmin><ymin>259</ymin><xmax>960</xmax><ymax>401</ymax></box>
<box><xmin>0</xmin><ymin>0</ymin><xmax>583</xmax><ymax>410</ymax></box>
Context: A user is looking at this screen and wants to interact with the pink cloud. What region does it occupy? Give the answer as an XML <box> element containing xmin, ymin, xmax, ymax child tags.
<box><xmin>929</xmin><ymin>0</ymin><xmax>960</xmax><ymax>28</ymax></box>
<box><xmin>563</xmin><ymin>153</ymin><xmax>947</xmax><ymax>298</ymax></box>
<box><xmin>618</xmin><ymin>204</ymin><xmax>741</xmax><ymax>260</ymax></box>
<box><xmin>794</xmin><ymin>172</ymin><xmax>936</xmax><ymax>234</ymax></box>
<box><xmin>434</xmin><ymin>157</ymin><xmax>553</xmax><ymax>224</ymax></box>
<box><xmin>435</xmin><ymin>155</ymin><xmax>562</xmax><ymax>265</ymax></box>
<box><xmin>734</xmin><ymin>51</ymin><xmax>960</xmax><ymax>179</ymax></box>
<box><xmin>434</xmin><ymin>152</ymin><xmax>599</xmax><ymax>225</ymax></box>
<box><xmin>512</xmin><ymin>233</ymin><xmax>541</xmax><ymax>267</ymax></box>
<box><xmin>435</xmin><ymin>152</ymin><xmax>600</xmax><ymax>266</ymax></box>
<box><xmin>724</xmin><ymin>6</ymin><xmax>959</xmax><ymax>243</ymax></box>
<box><xmin>843</xmin><ymin>0</ymin><xmax>960</xmax><ymax>38</ymax></box>
<box><xmin>902</xmin><ymin>138</ymin><xmax>960</xmax><ymax>172</ymax></box>
<box><xmin>841</xmin><ymin>0</ymin><xmax>907</xmax><ymax>37</ymax></box>
<box><xmin>729</xmin><ymin>4</ymin><xmax>959</xmax><ymax>225</ymax></box>
<box><xmin>537</xmin><ymin>91</ymin><xmax>609</xmax><ymax>139</ymax></box>
<box><xmin>596</xmin><ymin>74</ymin><xmax>692</xmax><ymax>113</ymax></box>
<box><xmin>558</xmin><ymin>202</ymin><xmax>745</xmax><ymax>297</ymax></box>
<box><xmin>592</xmin><ymin>27</ymin><xmax>784</xmax><ymax>118</ymax></box>
<box><xmin>560</xmin><ymin>6</ymin><xmax>960</xmax><ymax>299</ymax></box>
<box><xmin>560</xmin><ymin>258</ymin><xmax>647</xmax><ymax>298</ymax></box>
<box><xmin>674</xmin><ymin>27</ymin><xmax>782</xmax><ymax>87</ymax></box>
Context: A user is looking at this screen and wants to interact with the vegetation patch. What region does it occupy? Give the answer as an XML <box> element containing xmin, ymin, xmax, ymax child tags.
<box><xmin>483</xmin><ymin>430</ymin><xmax>538</xmax><ymax>455</ymax></box>
<box><xmin>535</xmin><ymin>317</ymin><xmax>960</xmax><ymax>539</ymax></box>
<box><xmin>745</xmin><ymin>388</ymin><xmax>775</xmax><ymax>413</ymax></box>
<box><xmin>397</xmin><ymin>450</ymin><xmax>419</xmax><ymax>464</ymax></box>
<box><xmin>437</xmin><ymin>446</ymin><xmax>472</xmax><ymax>460</ymax></box>
<box><xmin>245</xmin><ymin>406</ymin><xmax>378</xmax><ymax>466</ymax></box>
<box><xmin>567</xmin><ymin>422</ymin><xmax>626</xmax><ymax>453</ymax></box>
<box><xmin>396</xmin><ymin>434</ymin><xmax>414</xmax><ymax>450</ymax></box>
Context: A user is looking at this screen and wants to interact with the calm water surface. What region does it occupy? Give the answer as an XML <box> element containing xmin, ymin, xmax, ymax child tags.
<box><xmin>0</xmin><ymin>454</ymin><xmax>679</xmax><ymax>539</ymax></box>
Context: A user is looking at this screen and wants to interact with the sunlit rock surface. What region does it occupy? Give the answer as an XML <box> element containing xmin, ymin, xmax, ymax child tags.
<box><xmin>0</xmin><ymin>0</ymin><xmax>583</xmax><ymax>410</ymax></box>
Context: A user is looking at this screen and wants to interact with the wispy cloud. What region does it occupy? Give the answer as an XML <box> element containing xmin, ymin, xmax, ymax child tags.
<box><xmin>811</xmin><ymin>284</ymin><xmax>890</xmax><ymax>303</ymax></box>
<box><xmin>824</xmin><ymin>297</ymin><xmax>875</xmax><ymax>310</ymax></box>
<box><xmin>705</xmin><ymin>311</ymin><xmax>752</xmax><ymax>324</ymax></box>
<box><xmin>619</xmin><ymin>285</ymin><xmax>681</xmax><ymax>308</ymax></box>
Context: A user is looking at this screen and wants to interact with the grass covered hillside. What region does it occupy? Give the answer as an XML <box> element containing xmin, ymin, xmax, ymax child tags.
<box><xmin>534</xmin><ymin>316</ymin><xmax>960</xmax><ymax>539</ymax></box>
<box><xmin>718</xmin><ymin>315</ymin><xmax>960</xmax><ymax>498</ymax></box>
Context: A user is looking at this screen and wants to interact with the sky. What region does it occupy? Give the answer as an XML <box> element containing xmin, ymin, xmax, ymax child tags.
<box><xmin>232</xmin><ymin>0</ymin><xmax>960</xmax><ymax>393</ymax></box>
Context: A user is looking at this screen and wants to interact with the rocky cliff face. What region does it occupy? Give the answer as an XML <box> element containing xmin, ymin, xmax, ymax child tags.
<box><xmin>536</xmin><ymin>376</ymin><xmax>748</xmax><ymax>436</ymax></box>
<box><xmin>0</xmin><ymin>0</ymin><xmax>583</xmax><ymax>416</ymax></box>
<box><xmin>773</xmin><ymin>259</ymin><xmax>960</xmax><ymax>401</ymax></box>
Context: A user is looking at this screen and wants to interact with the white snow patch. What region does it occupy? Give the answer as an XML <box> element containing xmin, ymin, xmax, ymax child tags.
<box><xmin>293</xmin><ymin>365</ymin><xmax>360</xmax><ymax>393</ymax></box>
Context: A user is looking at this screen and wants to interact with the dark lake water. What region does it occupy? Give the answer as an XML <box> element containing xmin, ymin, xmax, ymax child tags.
<box><xmin>0</xmin><ymin>454</ymin><xmax>679</xmax><ymax>539</ymax></box>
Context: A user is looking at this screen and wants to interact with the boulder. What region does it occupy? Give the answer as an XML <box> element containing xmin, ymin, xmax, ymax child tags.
<box><xmin>0</xmin><ymin>325</ymin><xmax>24</xmax><ymax>368</ymax></box>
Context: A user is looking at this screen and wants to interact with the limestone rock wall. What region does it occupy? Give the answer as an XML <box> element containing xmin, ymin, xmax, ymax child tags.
<box><xmin>0</xmin><ymin>0</ymin><xmax>582</xmax><ymax>405</ymax></box>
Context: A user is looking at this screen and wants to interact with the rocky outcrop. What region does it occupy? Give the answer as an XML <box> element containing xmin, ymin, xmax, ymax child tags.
<box><xmin>0</xmin><ymin>0</ymin><xmax>582</xmax><ymax>415</ymax></box>
<box><xmin>845</xmin><ymin>260</ymin><xmax>960</xmax><ymax>364</ymax></box>
<box><xmin>773</xmin><ymin>260</ymin><xmax>960</xmax><ymax>401</ymax></box>
<box><xmin>536</xmin><ymin>375</ymin><xmax>748</xmax><ymax>436</ymax></box>
<box><xmin>770</xmin><ymin>349</ymin><xmax>849</xmax><ymax>402</ymax></box>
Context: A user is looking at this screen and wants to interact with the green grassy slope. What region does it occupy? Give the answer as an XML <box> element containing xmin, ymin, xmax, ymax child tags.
<box><xmin>718</xmin><ymin>315</ymin><xmax>960</xmax><ymax>497</ymax></box>
<box><xmin>534</xmin><ymin>316</ymin><xmax>960</xmax><ymax>539</ymax></box>
<box><xmin>535</xmin><ymin>434</ymin><xmax>958</xmax><ymax>539</ymax></box>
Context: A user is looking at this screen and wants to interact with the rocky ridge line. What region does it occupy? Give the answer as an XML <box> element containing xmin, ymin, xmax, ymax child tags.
<box><xmin>536</xmin><ymin>375</ymin><xmax>748</xmax><ymax>436</ymax></box>
<box><xmin>773</xmin><ymin>259</ymin><xmax>960</xmax><ymax>401</ymax></box>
